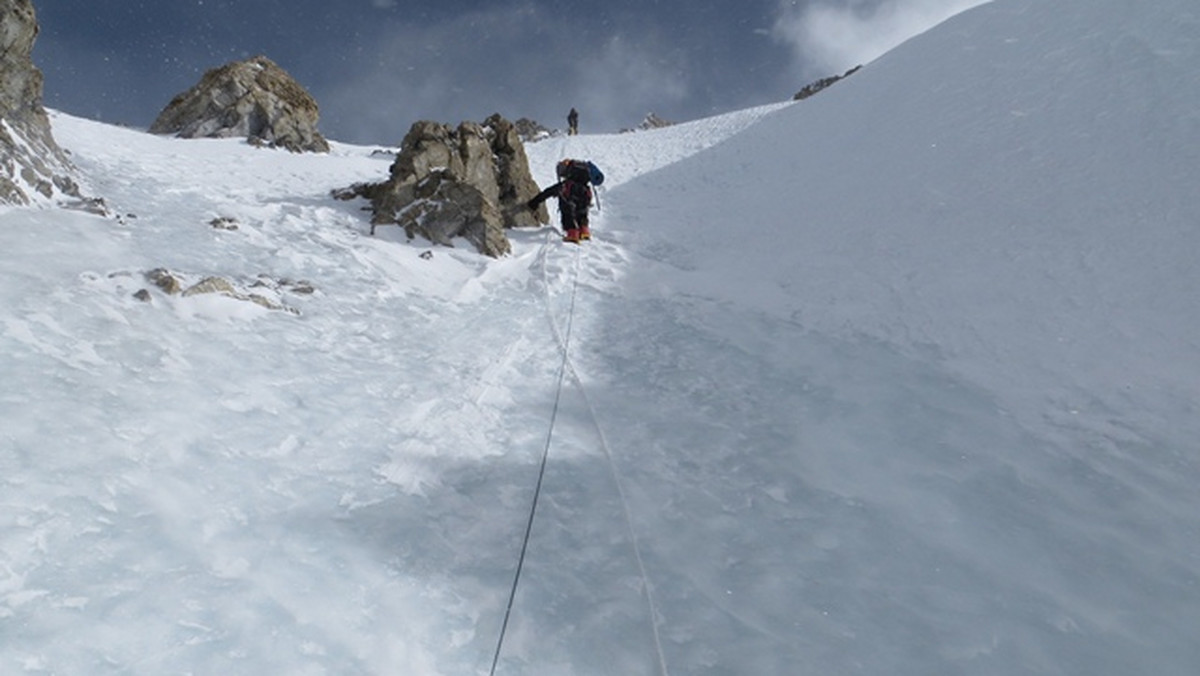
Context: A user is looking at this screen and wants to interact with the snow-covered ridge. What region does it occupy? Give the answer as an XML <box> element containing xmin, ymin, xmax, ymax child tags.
<box><xmin>525</xmin><ymin>101</ymin><xmax>794</xmax><ymax>189</ymax></box>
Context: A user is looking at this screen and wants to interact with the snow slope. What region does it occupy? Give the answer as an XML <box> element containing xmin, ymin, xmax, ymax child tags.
<box><xmin>3</xmin><ymin>0</ymin><xmax>1199</xmax><ymax>674</ymax></box>
<box><xmin>592</xmin><ymin>0</ymin><xmax>1200</xmax><ymax>672</ymax></box>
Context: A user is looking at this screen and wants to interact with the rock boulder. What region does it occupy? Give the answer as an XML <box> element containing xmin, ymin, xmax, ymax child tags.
<box><xmin>351</xmin><ymin>114</ymin><xmax>545</xmax><ymax>257</ymax></box>
<box><xmin>150</xmin><ymin>55</ymin><xmax>330</xmax><ymax>153</ymax></box>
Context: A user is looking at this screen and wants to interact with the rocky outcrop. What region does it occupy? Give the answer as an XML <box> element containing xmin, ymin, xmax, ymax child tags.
<box><xmin>621</xmin><ymin>112</ymin><xmax>674</xmax><ymax>134</ymax></box>
<box><xmin>794</xmin><ymin>65</ymin><xmax>862</xmax><ymax>101</ymax></box>
<box><xmin>637</xmin><ymin>112</ymin><xmax>674</xmax><ymax>130</ymax></box>
<box><xmin>149</xmin><ymin>55</ymin><xmax>330</xmax><ymax>153</ymax></box>
<box><xmin>0</xmin><ymin>0</ymin><xmax>79</xmax><ymax>205</ymax></box>
<box><xmin>137</xmin><ymin>267</ymin><xmax>309</xmax><ymax>314</ymax></box>
<box><xmin>339</xmin><ymin>114</ymin><xmax>544</xmax><ymax>258</ymax></box>
<box><xmin>514</xmin><ymin>117</ymin><xmax>553</xmax><ymax>143</ymax></box>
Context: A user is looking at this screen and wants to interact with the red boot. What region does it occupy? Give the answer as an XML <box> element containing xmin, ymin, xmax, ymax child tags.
<box><xmin>579</xmin><ymin>225</ymin><xmax>591</xmax><ymax>240</ymax></box>
<box><xmin>563</xmin><ymin>228</ymin><xmax>581</xmax><ymax>243</ymax></box>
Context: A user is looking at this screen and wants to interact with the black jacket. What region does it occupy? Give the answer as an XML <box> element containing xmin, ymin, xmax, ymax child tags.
<box><xmin>528</xmin><ymin>180</ymin><xmax>591</xmax><ymax>212</ymax></box>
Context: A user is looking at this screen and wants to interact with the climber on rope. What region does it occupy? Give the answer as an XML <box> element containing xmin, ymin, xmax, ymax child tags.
<box><xmin>526</xmin><ymin>158</ymin><xmax>605</xmax><ymax>243</ymax></box>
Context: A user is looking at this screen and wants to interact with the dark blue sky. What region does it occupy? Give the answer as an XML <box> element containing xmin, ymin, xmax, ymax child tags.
<box><xmin>30</xmin><ymin>0</ymin><xmax>954</xmax><ymax>144</ymax></box>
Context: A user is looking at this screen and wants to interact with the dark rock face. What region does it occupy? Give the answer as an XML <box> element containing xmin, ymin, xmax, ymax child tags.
<box><xmin>346</xmin><ymin>114</ymin><xmax>544</xmax><ymax>258</ymax></box>
<box><xmin>0</xmin><ymin>0</ymin><xmax>79</xmax><ymax>205</ymax></box>
<box><xmin>794</xmin><ymin>65</ymin><xmax>863</xmax><ymax>101</ymax></box>
<box><xmin>0</xmin><ymin>0</ymin><xmax>41</xmax><ymax>116</ymax></box>
<box><xmin>150</xmin><ymin>55</ymin><xmax>331</xmax><ymax>153</ymax></box>
<box><xmin>514</xmin><ymin>117</ymin><xmax>553</xmax><ymax>143</ymax></box>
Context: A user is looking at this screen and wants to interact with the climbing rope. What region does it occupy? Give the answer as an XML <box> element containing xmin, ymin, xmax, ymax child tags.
<box><xmin>488</xmin><ymin>236</ymin><xmax>583</xmax><ymax>676</ymax></box>
<box><xmin>549</xmin><ymin>306</ymin><xmax>672</xmax><ymax>676</ymax></box>
<box><xmin>491</xmin><ymin>158</ymin><xmax>668</xmax><ymax>675</ymax></box>
<box><xmin>530</xmin><ymin>186</ymin><xmax>668</xmax><ymax>675</ymax></box>
<box><xmin>582</xmin><ymin>392</ymin><xmax>671</xmax><ymax>676</ymax></box>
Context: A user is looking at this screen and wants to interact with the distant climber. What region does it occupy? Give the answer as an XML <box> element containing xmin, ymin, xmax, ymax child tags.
<box><xmin>527</xmin><ymin>158</ymin><xmax>604</xmax><ymax>243</ymax></box>
<box><xmin>567</xmin><ymin>107</ymin><xmax>579</xmax><ymax>136</ymax></box>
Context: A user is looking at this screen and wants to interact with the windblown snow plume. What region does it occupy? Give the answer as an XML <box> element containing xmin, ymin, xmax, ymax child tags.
<box><xmin>774</xmin><ymin>0</ymin><xmax>993</xmax><ymax>75</ymax></box>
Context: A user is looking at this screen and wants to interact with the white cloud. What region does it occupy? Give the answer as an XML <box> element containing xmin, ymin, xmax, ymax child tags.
<box><xmin>320</xmin><ymin>3</ymin><xmax>694</xmax><ymax>142</ymax></box>
<box><xmin>773</xmin><ymin>0</ymin><xmax>993</xmax><ymax>76</ymax></box>
<box><xmin>571</xmin><ymin>34</ymin><xmax>691</xmax><ymax>128</ymax></box>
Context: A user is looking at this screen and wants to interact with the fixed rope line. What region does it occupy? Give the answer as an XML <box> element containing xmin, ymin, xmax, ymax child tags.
<box><xmin>489</xmin><ymin>238</ymin><xmax>584</xmax><ymax>676</ymax></box>
<box><xmin>551</xmin><ymin>324</ymin><xmax>671</xmax><ymax>676</ymax></box>
<box><xmin>533</xmin><ymin>227</ymin><xmax>671</xmax><ymax>676</ymax></box>
<box><xmin>564</xmin><ymin>369</ymin><xmax>671</xmax><ymax>676</ymax></box>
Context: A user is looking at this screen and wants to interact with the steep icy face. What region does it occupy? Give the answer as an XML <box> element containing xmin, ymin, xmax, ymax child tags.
<box><xmin>612</xmin><ymin>0</ymin><xmax>1200</xmax><ymax>431</ymax></box>
<box><xmin>593</xmin><ymin>0</ymin><xmax>1200</xmax><ymax>672</ymax></box>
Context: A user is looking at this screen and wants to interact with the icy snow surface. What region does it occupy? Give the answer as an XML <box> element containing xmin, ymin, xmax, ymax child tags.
<box><xmin>3</xmin><ymin>0</ymin><xmax>1199</xmax><ymax>674</ymax></box>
